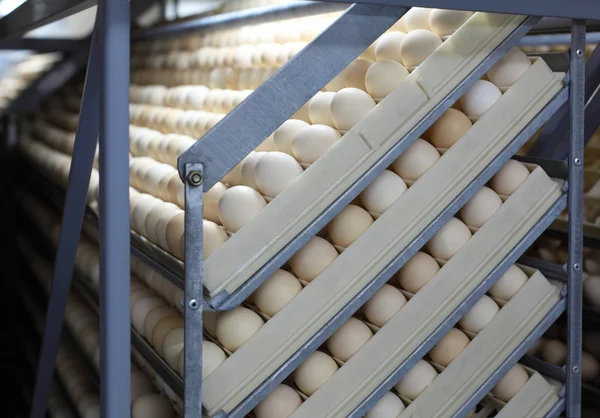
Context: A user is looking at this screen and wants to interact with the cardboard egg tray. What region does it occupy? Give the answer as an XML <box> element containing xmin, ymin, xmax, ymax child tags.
<box><xmin>292</xmin><ymin>225</ymin><xmax>564</xmax><ymax>418</ymax></box>
<box><xmin>204</xmin><ymin>12</ymin><xmax>534</xmax><ymax>299</ymax></box>
<box><xmin>200</xmin><ymin>54</ymin><xmax>564</xmax><ymax>416</ymax></box>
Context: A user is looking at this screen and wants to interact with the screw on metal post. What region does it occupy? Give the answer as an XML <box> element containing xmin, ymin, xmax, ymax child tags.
<box><xmin>576</xmin><ymin>49</ymin><xmax>584</xmax><ymax>57</ymax></box>
<box><xmin>574</xmin><ymin>263</ymin><xmax>581</xmax><ymax>271</ymax></box>
<box><xmin>574</xmin><ymin>158</ymin><xmax>582</xmax><ymax>166</ymax></box>
<box><xmin>573</xmin><ymin>366</ymin><xmax>580</xmax><ymax>373</ymax></box>
<box><xmin>188</xmin><ymin>299</ymin><xmax>199</xmax><ymax>310</ymax></box>
<box><xmin>187</xmin><ymin>171</ymin><xmax>203</xmax><ymax>186</ymax></box>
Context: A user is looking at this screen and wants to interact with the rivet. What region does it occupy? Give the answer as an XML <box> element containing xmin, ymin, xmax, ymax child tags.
<box><xmin>187</xmin><ymin>171</ymin><xmax>203</xmax><ymax>186</ymax></box>
<box><xmin>576</xmin><ymin>49</ymin><xmax>584</xmax><ymax>57</ymax></box>
<box><xmin>573</xmin><ymin>366</ymin><xmax>580</xmax><ymax>373</ymax></box>
<box><xmin>574</xmin><ymin>263</ymin><xmax>581</xmax><ymax>271</ymax></box>
<box><xmin>574</xmin><ymin>158</ymin><xmax>582</xmax><ymax>166</ymax></box>
<box><xmin>188</xmin><ymin>299</ymin><xmax>199</xmax><ymax>310</ymax></box>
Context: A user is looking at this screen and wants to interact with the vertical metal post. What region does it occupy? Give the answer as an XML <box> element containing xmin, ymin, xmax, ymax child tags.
<box><xmin>97</xmin><ymin>0</ymin><xmax>131</xmax><ymax>416</ymax></box>
<box><xmin>29</xmin><ymin>35</ymin><xmax>100</xmax><ymax>418</ymax></box>
<box><xmin>567</xmin><ymin>19</ymin><xmax>585</xmax><ymax>418</ymax></box>
<box><xmin>183</xmin><ymin>164</ymin><xmax>204</xmax><ymax>417</ymax></box>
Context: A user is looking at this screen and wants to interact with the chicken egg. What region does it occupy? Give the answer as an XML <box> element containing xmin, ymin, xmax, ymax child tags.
<box><xmin>366</xmin><ymin>392</ymin><xmax>405</xmax><ymax>417</ymax></box>
<box><xmin>459</xmin><ymin>186</ymin><xmax>502</xmax><ymax>227</ymax></box>
<box><xmin>584</xmin><ymin>276</ymin><xmax>600</xmax><ymax>307</ymax></box>
<box><xmin>218</xmin><ymin>185</ymin><xmax>267</xmax><ymax>232</ymax></box>
<box><xmin>491</xmin><ymin>364</ymin><xmax>529</xmax><ymax>402</ymax></box>
<box><xmin>292</xmin><ymin>124</ymin><xmax>341</xmax><ymax>164</ymax></box>
<box><xmin>396</xmin><ymin>251</ymin><xmax>440</xmax><ymax>293</ymax></box>
<box><xmin>203</xmin><ymin>340</ymin><xmax>227</xmax><ymax>379</ymax></box>
<box><xmin>541</xmin><ymin>339</ymin><xmax>567</xmax><ymax>366</ymax></box>
<box><xmin>327</xmin><ymin>204</ymin><xmax>374</xmax><ymax>247</ymax></box>
<box><xmin>375</xmin><ymin>32</ymin><xmax>406</xmax><ymax>63</ymax></box>
<box><xmin>486</xmin><ymin>47</ymin><xmax>532</xmax><ymax>87</ymax></box>
<box><xmin>428</xmin><ymin>328</ymin><xmax>470</xmax><ymax>366</ymax></box>
<box><xmin>273</xmin><ymin>119</ymin><xmax>311</xmax><ymax>156</ymax></box>
<box><xmin>391</xmin><ymin>138</ymin><xmax>440</xmax><ymax>181</ymax></box>
<box><xmin>489</xmin><ymin>160</ymin><xmax>530</xmax><ymax>196</ymax></box>
<box><xmin>216</xmin><ymin>306</ymin><xmax>265</xmax><ymax>352</ymax></box>
<box><xmin>362</xmin><ymin>284</ymin><xmax>407</xmax><ymax>327</ymax></box>
<box><xmin>489</xmin><ymin>265</ymin><xmax>528</xmax><ymax>301</ymax></box>
<box><xmin>427</xmin><ymin>108</ymin><xmax>472</xmax><ymax>148</ymax></box>
<box><xmin>459</xmin><ymin>80</ymin><xmax>502</xmax><ymax>118</ymax></box>
<box><xmin>365</xmin><ymin>60</ymin><xmax>409</xmax><ymax>98</ymax></box>
<box><xmin>254</xmin><ymin>384</ymin><xmax>302</xmax><ymax>418</ymax></box>
<box><xmin>426</xmin><ymin>217</ymin><xmax>472</xmax><ymax>260</ymax></box>
<box><xmin>331</xmin><ymin>88</ymin><xmax>376</xmax><ymax>130</ymax></box>
<box><xmin>253</xmin><ymin>269</ymin><xmax>303</xmax><ymax>316</ymax></box>
<box><xmin>293</xmin><ymin>351</ymin><xmax>339</xmax><ymax>396</ymax></box>
<box><xmin>327</xmin><ymin>317</ymin><xmax>373</xmax><ymax>361</ymax></box>
<box><xmin>399</xmin><ymin>29</ymin><xmax>442</xmax><ymax>67</ymax></box>
<box><xmin>345</xmin><ymin>60</ymin><xmax>374</xmax><ymax>91</ymax></box>
<box><xmin>132</xmin><ymin>394</ymin><xmax>175</xmax><ymax>418</ymax></box>
<box><xmin>308</xmin><ymin>92</ymin><xmax>336</xmax><ymax>127</ymax></box>
<box><xmin>394</xmin><ymin>359</ymin><xmax>438</xmax><ymax>400</ymax></box>
<box><xmin>360</xmin><ymin>169</ymin><xmax>407</xmax><ymax>214</ymax></box>
<box><xmin>428</xmin><ymin>9</ymin><xmax>473</xmax><ymax>36</ymax></box>
<box><xmin>404</xmin><ymin>7</ymin><xmax>432</xmax><ymax>31</ymax></box>
<box><xmin>289</xmin><ymin>236</ymin><xmax>339</xmax><ymax>282</ymax></box>
<box><xmin>458</xmin><ymin>295</ymin><xmax>499</xmax><ymax>333</ymax></box>
<box><xmin>255</xmin><ymin>151</ymin><xmax>304</xmax><ymax>197</ymax></box>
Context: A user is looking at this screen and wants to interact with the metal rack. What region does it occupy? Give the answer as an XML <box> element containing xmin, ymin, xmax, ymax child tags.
<box><xmin>0</xmin><ymin>1</ymin><xmax>596</xmax><ymax>417</ymax></box>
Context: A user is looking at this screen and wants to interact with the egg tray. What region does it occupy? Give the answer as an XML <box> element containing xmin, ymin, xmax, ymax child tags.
<box><xmin>292</xmin><ymin>208</ymin><xmax>565</xmax><ymax>418</ymax></box>
<box><xmin>202</xmin><ymin>12</ymin><xmax>536</xmax><ymax>302</ymax></box>
<box><xmin>491</xmin><ymin>369</ymin><xmax>562</xmax><ymax>418</ymax></box>
<box><xmin>397</xmin><ymin>276</ymin><xmax>564</xmax><ymax>418</ymax></box>
<box><xmin>200</xmin><ymin>57</ymin><xmax>565</xmax><ymax>416</ymax></box>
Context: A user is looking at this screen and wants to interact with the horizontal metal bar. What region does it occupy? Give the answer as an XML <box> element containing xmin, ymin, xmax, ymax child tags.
<box><xmin>0</xmin><ymin>0</ymin><xmax>96</xmax><ymax>41</ymax></box>
<box><xmin>453</xmin><ymin>298</ymin><xmax>566</xmax><ymax>418</ymax></box>
<box><xmin>519</xmin><ymin>32</ymin><xmax>600</xmax><ymax>46</ymax></box>
<box><xmin>318</xmin><ymin>0</ymin><xmax>600</xmax><ymax>20</ymax></box>
<box><xmin>178</xmin><ymin>3</ymin><xmax>409</xmax><ymax>189</ymax></box>
<box><xmin>512</xmin><ymin>155</ymin><xmax>569</xmax><ymax>179</ymax></box>
<box><xmin>349</xmin><ymin>195</ymin><xmax>567</xmax><ymax>418</ymax></box>
<box><xmin>521</xmin><ymin>356</ymin><xmax>566</xmax><ymax>381</ymax></box>
<box><xmin>517</xmin><ymin>257</ymin><xmax>567</xmax><ymax>283</ymax></box>
<box><xmin>544</xmin><ymin>223</ymin><xmax>600</xmax><ymax>249</ymax></box>
<box><xmin>0</xmin><ymin>37</ymin><xmax>81</xmax><ymax>52</ymax></box>
<box><xmin>132</xmin><ymin>1</ymin><xmax>348</xmax><ymax>40</ymax></box>
<box><xmin>215</xmin><ymin>77</ymin><xmax>565</xmax><ymax>311</ymax></box>
<box><xmin>528</xmin><ymin>52</ymin><xmax>570</xmax><ymax>73</ymax></box>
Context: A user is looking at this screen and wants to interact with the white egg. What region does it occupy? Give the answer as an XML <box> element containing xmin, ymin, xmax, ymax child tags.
<box><xmin>585</xmin><ymin>251</ymin><xmax>600</xmax><ymax>274</ymax></box>
<box><xmin>428</xmin><ymin>328</ymin><xmax>470</xmax><ymax>366</ymax></box>
<box><xmin>253</xmin><ymin>269</ymin><xmax>303</xmax><ymax>316</ymax></box>
<box><xmin>584</xmin><ymin>276</ymin><xmax>600</xmax><ymax>308</ymax></box>
<box><xmin>289</xmin><ymin>236</ymin><xmax>339</xmax><ymax>282</ymax></box>
<box><xmin>360</xmin><ymin>170</ymin><xmax>407</xmax><ymax>214</ymax></box>
<box><xmin>491</xmin><ymin>364</ymin><xmax>529</xmax><ymax>402</ymax></box>
<box><xmin>293</xmin><ymin>351</ymin><xmax>339</xmax><ymax>396</ymax></box>
<box><xmin>527</xmin><ymin>336</ymin><xmax>546</xmax><ymax>356</ymax></box>
<box><xmin>541</xmin><ymin>339</ymin><xmax>567</xmax><ymax>366</ymax></box>
<box><xmin>396</xmin><ymin>251</ymin><xmax>441</xmax><ymax>293</ymax></box>
<box><xmin>427</xmin><ymin>108</ymin><xmax>472</xmax><ymax>148</ymax></box>
<box><xmin>428</xmin><ymin>9</ymin><xmax>473</xmax><ymax>36</ymax></box>
<box><xmin>391</xmin><ymin>138</ymin><xmax>440</xmax><ymax>181</ymax></box>
<box><xmin>375</xmin><ymin>32</ymin><xmax>406</xmax><ymax>63</ymax></box>
<box><xmin>327</xmin><ymin>317</ymin><xmax>373</xmax><ymax>361</ymax></box>
<box><xmin>132</xmin><ymin>394</ymin><xmax>175</xmax><ymax>418</ymax></box>
<box><xmin>254</xmin><ymin>384</ymin><xmax>302</xmax><ymax>418</ymax></box>
<box><xmin>204</xmin><ymin>311</ymin><xmax>220</xmax><ymax>337</ymax></box>
<box><xmin>292</xmin><ymin>124</ymin><xmax>341</xmax><ymax>164</ymax></box>
<box><xmin>163</xmin><ymin>328</ymin><xmax>185</xmax><ymax>369</ymax></box>
<box><xmin>404</xmin><ymin>8</ymin><xmax>432</xmax><ymax>31</ymax></box>
<box><xmin>203</xmin><ymin>340</ymin><xmax>227</xmax><ymax>379</ymax></box>
<box><xmin>582</xmin><ymin>351</ymin><xmax>600</xmax><ymax>382</ymax></box>
<box><xmin>204</xmin><ymin>182</ymin><xmax>228</xmax><ymax>224</ymax></box>
<box><xmin>426</xmin><ymin>217</ymin><xmax>472</xmax><ymax>260</ymax></box>
<box><xmin>273</xmin><ymin>119</ymin><xmax>310</xmax><ymax>156</ymax></box>
<box><xmin>241</xmin><ymin>151</ymin><xmax>266</xmax><ymax>190</ymax></box>
<box><xmin>221</xmin><ymin>158</ymin><xmax>245</xmax><ymax>186</ymax></box>
<box><xmin>399</xmin><ymin>29</ymin><xmax>442</xmax><ymax>67</ymax></box>
<box><xmin>459</xmin><ymin>186</ymin><xmax>503</xmax><ymax>227</ymax></box>
<box><xmin>331</xmin><ymin>88</ymin><xmax>376</xmax><ymax>130</ymax></box>
<box><xmin>324</xmin><ymin>67</ymin><xmax>349</xmax><ymax>92</ymax></box>
<box><xmin>365</xmin><ymin>60</ymin><xmax>409</xmax><ymax>98</ymax></box>
<box><xmin>308</xmin><ymin>92</ymin><xmax>336</xmax><ymax>127</ymax></box>
<box><xmin>459</xmin><ymin>80</ymin><xmax>502</xmax><ymax>118</ymax></box>
<box><xmin>255</xmin><ymin>151</ymin><xmax>304</xmax><ymax>197</ymax></box>
<box><xmin>345</xmin><ymin>59</ymin><xmax>374</xmax><ymax>91</ymax></box>
<box><xmin>131</xmin><ymin>369</ymin><xmax>154</xmax><ymax>402</ymax></box>
<box><xmin>394</xmin><ymin>359</ymin><xmax>438</xmax><ymax>400</ymax></box>
<box><xmin>489</xmin><ymin>160</ymin><xmax>530</xmax><ymax>196</ymax></box>
<box><xmin>487</xmin><ymin>47</ymin><xmax>532</xmax><ymax>87</ymax></box>
<box><xmin>131</xmin><ymin>296</ymin><xmax>165</xmax><ymax>334</ymax></box>
<box><xmin>151</xmin><ymin>316</ymin><xmax>184</xmax><ymax>355</ymax></box>
<box><xmin>203</xmin><ymin>220</ymin><xmax>228</xmax><ymax>259</ymax></box>
<box><xmin>165</xmin><ymin>212</ymin><xmax>185</xmax><ymax>259</ymax></box>
<box><xmin>218</xmin><ymin>185</ymin><xmax>267</xmax><ymax>232</ymax></box>
<box><xmin>143</xmin><ymin>306</ymin><xmax>178</xmax><ymax>341</ymax></box>
<box><xmin>459</xmin><ymin>295</ymin><xmax>499</xmax><ymax>333</ymax></box>
<box><xmin>362</xmin><ymin>284</ymin><xmax>407</xmax><ymax>327</ymax></box>
<box><xmin>216</xmin><ymin>306</ymin><xmax>265</xmax><ymax>352</ymax></box>
<box><xmin>327</xmin><ymin>204</ymin><xmax>374</xmax><ymax>247</ymax></box>
<box><xmin>366</xmin><ymin>392</ymin><xmax>405</xmax><ymax>418</ymax></box>
<box><xmin>489</xmin><ymin>265</ymin><xmax>528</xmax><ymax>301</ymax></box>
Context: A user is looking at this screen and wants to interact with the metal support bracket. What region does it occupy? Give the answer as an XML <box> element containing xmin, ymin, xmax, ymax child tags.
<box><xmin>29</xmin><ymin>29</ymin><xmax>100</xmax><ymax>418</ymax></box>
<box><xmin>566</xmin><ymin>19</ymin><xmax>585</xmax><ymax>418</ymax></box>
<box><xmin>183</xmin><ymin>163</ymin><xmax>204</xmax><ymax>418</ymax></box>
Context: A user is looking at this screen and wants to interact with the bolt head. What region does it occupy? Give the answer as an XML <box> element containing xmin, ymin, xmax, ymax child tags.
<box><xmin>187</xmin><ymin>171</ymin><xmax>203</xmax><ymax>186</ymax></box>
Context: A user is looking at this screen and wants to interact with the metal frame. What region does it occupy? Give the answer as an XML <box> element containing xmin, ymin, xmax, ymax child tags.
<box><xmin>3</xmin><ymin>0</ymin><xmax>590</xmax><ymax>417</ymax></box>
